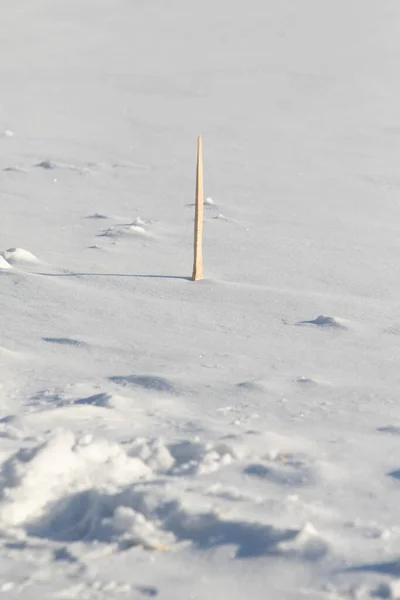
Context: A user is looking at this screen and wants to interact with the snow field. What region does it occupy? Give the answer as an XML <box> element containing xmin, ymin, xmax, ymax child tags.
<box><xmin>2</xmin><ymin>0</ymin><xmax>400</xmax><ymax>598</ymax></box>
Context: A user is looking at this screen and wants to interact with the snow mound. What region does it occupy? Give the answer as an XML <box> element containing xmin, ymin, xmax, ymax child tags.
<box><xmin>3</xmin><ymin>165</ymin><xmax>27</xmax><ymax>173</ymax></box>
<box><xmin>276</xmin><ymin>522</ymin><xmax>329</xmax><ymax>560</ymax></box>
<box><xmin>0</xmin><ymin>431</ymin><xmax>150</xmax><ymax>528</ymax></box>
<box><xmin>236</xmin><ymin>378</ymin><xmax>291</xmax><ymax>395</ymax></box>
<box><xmin>28</xmin><ymin>387</ymin><xmax>130</xmax><ymax>411</ymax></box>
<box><xmin>1</xmin><ymin>248</ymin><xmax>39</xmax><ymax>265</ymax></box>
<box><xmin>0</xmin><ymin>256</ymin><xmax>12</xmax><ymax>269</ymax></box>
<box><xmin>377</xmin><ymin>425</ymin><xmax>400</xmax><ymax>436</ymax></box>
<box><xmin>128</xmin><ymin>437</ymin><xmax>240</xmax><ymax>476</ymax></box>
<box><xmin>296</xmin><ymin>314</ymin><xmax>349</xmax><ymax>330</ymax></box>
<box><xmin>23</xmin><ymin>481</ymin><xmax>327</xmax><ymax>558</ymax></box>
<box><xmin>296</xmin><ymin>376</ymin><xmax>318</xmax><ymax>385</ymax></box>
<box><xmin>110</xmin><ymin>374</ymin><xmax>179</xmax><ymax>394</ymax></box>
<box><xmin>74</xmin><ymin>392</ymin><xmax>123</xmax><ymax>409</ymax></box>
<box><xmin>42</xmin><ymin>337</ymin><xmax>86</xmax><ymax>347</ymax></box>
<box><xmin>35</xmin><ymin>160</ymin><xmax>57</xmax><ymax>170</ymax></box>
<box><xmin>131</xmin><ymin>217</ymin><xmax>146</xmax><ymax>226</ymax></box>
<box><xmin>100</xmin><ymin>224</ymin><xmax>150</xmax><ymax>238</ymax></box>
<box><xmin>0</xmin><ymin>430</ymin><xmax>332</xmax><ymax>562</ymax></box>
<box><xmin>85</xmin><ymin>213</ymin><xmax>109</xmax><ymax>220</ymax></box>
<box><xmin>236</xmin><ymin>380</ymin><xmax>266</xmax><ymax>392</ymax></box>
<box><xmin>127</xmin><ymin>225</ymin><xmax>149</xmax><ymax>236</ymax></box>
<box><xmin>0</xmin><ymin>433</ymin><xmax>242</xmax><ymax>534</ymax></box>
<box><xmin>236</xmin><ymin>379</ymin><xmax>274</xmax><ymax>394</ymax></box>
<box><xmin>98</xmin><ymin>226</ymin><xmax>121</xmax><ymax>238</ymax></box>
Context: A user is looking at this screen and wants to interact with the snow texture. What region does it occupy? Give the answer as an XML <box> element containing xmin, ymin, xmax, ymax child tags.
<box><xmin>1</xmin><ymin>0</ymin><xmax>400</xmax><ymax>598</ymax></box>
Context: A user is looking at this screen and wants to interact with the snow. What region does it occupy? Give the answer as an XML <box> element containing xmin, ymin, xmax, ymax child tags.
<box><xmin>1</xmin><ymin>248</ymin><xmax>39</xmax><ymax>265</ymax></box>
<box><xmin>0</xmin><ymin>257</ymin><xmax>12</xmax><ymax>270</ymax></box>
<box><xmin>1</xmin><ymin>0</ymin><xmax>400</xmax><ymax>598</ymax></box>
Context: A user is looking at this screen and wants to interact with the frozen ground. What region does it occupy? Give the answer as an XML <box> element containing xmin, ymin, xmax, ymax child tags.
<box><xmin>1</xmin><ymin>0</ymin><xmax>400</xmax><ymax>598</ymax></box>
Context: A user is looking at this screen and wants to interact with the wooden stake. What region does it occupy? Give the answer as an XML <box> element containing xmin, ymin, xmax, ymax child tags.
<box><xmin>192</xmin><ymin>135</ymin><xmax>204</xmax><ymax>281</ymax></box>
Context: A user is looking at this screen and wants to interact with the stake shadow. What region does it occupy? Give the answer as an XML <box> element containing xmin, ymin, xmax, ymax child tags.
<box><xmin>37</xmin><ymin>273</ymin><xmax>191</xmax><ymax>281</ymax></box>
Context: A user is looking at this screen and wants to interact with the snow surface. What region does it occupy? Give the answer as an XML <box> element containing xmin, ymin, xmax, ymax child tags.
<box><xmin>1</xmin><ymin>0</ymin><xmax>400</xmax><ymax>598</ymax></box>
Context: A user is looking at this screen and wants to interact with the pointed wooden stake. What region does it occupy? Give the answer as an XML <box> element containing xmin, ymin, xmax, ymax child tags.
<box><xmin>192</xmin><ymin>136</ymin><xmax>204</xmax><ymax>281</ymax></box>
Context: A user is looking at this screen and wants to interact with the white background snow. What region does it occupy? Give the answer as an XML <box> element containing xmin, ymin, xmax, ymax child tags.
<box><xmin>1</xmin><ymin>0</ymin><xmax>400</xmax><ymax>598</ymax></box>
